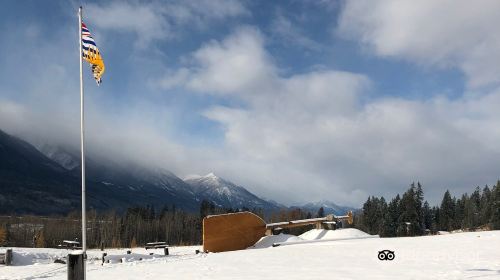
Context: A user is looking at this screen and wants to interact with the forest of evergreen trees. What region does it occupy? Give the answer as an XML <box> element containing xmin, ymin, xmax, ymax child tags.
<box><xmin>0</xmin><ymin>199</ymin><xmax>324</xmax><ymax>248</ymax></box>
<box><xmin>1</xmin><ymin>182</ymin><xmax>499</xmax><ymax>248</ymax></box>
<box><xmin>0</xmin><ymin>199</ymin><xmax>274</xmax><ymax>249</ymax></box>
<box><xmin>356</xmin><ymin>181</ymin><xmax>500</xmax><ymax>237</ymax></box>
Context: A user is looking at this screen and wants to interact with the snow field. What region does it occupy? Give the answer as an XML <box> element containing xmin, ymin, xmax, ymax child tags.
<box><xmin>1</xmin><ymin>230</ymin><xmax>499</xmax><ymax>280</ymax></box>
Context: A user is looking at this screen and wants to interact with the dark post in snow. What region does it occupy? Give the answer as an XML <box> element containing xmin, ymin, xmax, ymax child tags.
<box><xmin>101</xmin><ymin>252</ymin><xmax>107</xmax><ymax>265</ymax></box>
<box><xmin>164</xmin><ymin>247</ymin><xmax>169</xmax><ymax>256</ymax></box>
<box><xmin>5</xmin><ymin>249</ymin><xmax>12</xmax><ymax>266</ymax></box>
<box><xmin>67</xmin><ymin>252</ymin><xmax>85</xmax><ymax>280</ymax></box>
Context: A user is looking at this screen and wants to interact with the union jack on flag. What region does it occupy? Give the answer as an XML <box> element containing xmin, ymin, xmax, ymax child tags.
<box><xmin>82</xmin><ymin>22</ymin><xmax>105</xmax><ymax>85</ymax></box>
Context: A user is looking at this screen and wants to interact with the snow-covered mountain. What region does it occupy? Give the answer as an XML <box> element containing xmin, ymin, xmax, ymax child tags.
<box><xmin>1</xmin><ymin>129</ymin><xmax>349</xmax><ymax>215</ymax></box>
<box><xmin>298</xmin><ymin>200</ymin><xmax>354</xmax><ymax>216</ymax></box>
<box><xmin>0</xmin><ymin>130</ymin><xmax>203</xmax><ymax>214</ymax></box>
<box><xmin>184</xmin><ymin>173</ymin><xmax>281</xmax><ymax>211</ymax></box>
<box><xmin>35</xmin><ymin>142</ymin><xmax>197</xmax><ymax>199</ymax></box>
<box><xmin>29</xmin><ymin>141</ymin><xmax>283</xmax><ymax>213</ymax></box>
<box><xmin>36</xmin><ymin>143</ymin><xmax>79</xmax><ymax>171</ymax></box>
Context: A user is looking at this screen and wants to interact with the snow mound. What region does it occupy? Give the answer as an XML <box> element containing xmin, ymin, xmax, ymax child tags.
<box><xmin>11</xmin><ymin>251</ymin><xmax>36</xmax><ymax>266</ymax></box>
<box><xmin>104</xmin><ymin>253</ymin><xmax>160</xmax><ymax>264</ymax></box>
<box><xmin>299</xmin><ymin>228</ymin><xmax>374</xmax><ymax>240</ymax></box>
<box><xmin>250</xmin><ymin>234</ymin><xmax>303</xmax><ymax>249</ymax></box>
<box><xmin>10</xmin><ymin>249</ymin><xmax>66</xmax><ymax>266</ymax></box>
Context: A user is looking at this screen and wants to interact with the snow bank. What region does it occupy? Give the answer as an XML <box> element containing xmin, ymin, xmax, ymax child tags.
<box><xmin>1</xmin><ymin>247</ymin><xmax>175</xmax><ymax>266</ymax></box>
<box><xmin>104</xmin><ymin>253</ymin><xmax>163</xmax><ymax>264</ymax></box>
<box><xmin>11</xmin><ymin>251</ymin><xmax>35</xmax><ymax>266</ymax></box>
<box><xmin>10</xmin><ymin>249</ymin><xmax>68</xmax><ymax>266</ymax></box>
<box><xmin>299</xmin><ymin>228</ymin><xmax>374</xmax><ymax>240</ymax></box>
<box><xmin>250</xmin><ymin>234</ymin><xmax>303</xmax><ymax>249</ymax></box>
<box><xmin>3</xmin><ymin>232</ymin><xmax>500</xmax><ymax>279</ymax></box>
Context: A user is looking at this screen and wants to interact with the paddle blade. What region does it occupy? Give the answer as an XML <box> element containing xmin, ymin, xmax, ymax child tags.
<box><xmin>203</xmin><ymin>212</ymin><xmax>267</xmax><ymax>253</ymax></box>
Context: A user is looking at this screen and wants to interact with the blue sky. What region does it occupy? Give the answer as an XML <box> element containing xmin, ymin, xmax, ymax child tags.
<box><xmin>1</xmin><ymin>0</ymin><xmax>500</xmax><ymax>206</ymax></box>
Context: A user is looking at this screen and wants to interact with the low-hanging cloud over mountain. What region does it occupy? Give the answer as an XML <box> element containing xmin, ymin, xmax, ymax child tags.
<box><xmin>1</xmin><ymin>0</ymin><xmax>500</xmax><ymax>207</ymax></box>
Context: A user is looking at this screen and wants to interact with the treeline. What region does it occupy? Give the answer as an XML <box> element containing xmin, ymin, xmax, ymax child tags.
<box><xmin>356</xmin><ymin>181</ymin><xmax>500</xmax><ymax>237</ymax></box>
<box><xmin>0</xmin><ymin>200</ymin><xmax>268</xmax><ymax>248</ymax></box>
<box><xmin>0</xmin><ymin>205</ymin><xmax>201</xmax><ymax>248</ymax></box>
<box><xmin>0</xmin><ymin>199</ymin><xmax>336</xmax><ymax>248</ymax></box>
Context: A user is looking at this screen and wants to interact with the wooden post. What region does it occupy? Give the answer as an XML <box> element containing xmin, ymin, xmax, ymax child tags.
<box><xmin>164</xmin><ymin>247</ymin><xmax>169</xmax><ymax>256</ymax></box>
<box><xmin>5</xmin><ymin>249</ymin><xmax>12</xmax><ymax>266</ymax></box>
<box><xmin>67</xmin><ymin>252</ymin><xmax>85</xmax><ymax>280</ymax></box>
<box><xmin>101</xmin><ymin>253</ymin><xmax>107</xmax><ymax>265</ymax></box>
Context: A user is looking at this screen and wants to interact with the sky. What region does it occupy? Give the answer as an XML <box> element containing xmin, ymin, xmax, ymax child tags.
<box><xmin>1</xmin><ymin>0</ymin><xmax>500</xmax><ymax>207</ymax></box>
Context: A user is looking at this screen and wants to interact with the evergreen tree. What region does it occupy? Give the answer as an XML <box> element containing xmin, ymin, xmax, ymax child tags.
<box><xmin>361</xmin><ymin>197</ymin><xmax>372</xmax><ymax>233</ymax></box>
<box><xmin>398</xmin><ymin>184</ymin><xmax>423</xmax><ymax>236</ymax></box>
<box><xmin>422</xmin><ymin>201</ymin><xmax>432</xmax><ymax>232</ymax></box>
<box><xmin>470</xmin><ymin>187</ymin><xmax>482</xmax><ymax>228</ymax></box>
<box><xmin>200</xmin><ymin>199</ymin><xmax>211</xmax><ymax>219</ymax></box>
<box><xmin>383</xmin><ymin>195</ymin><xmax>400</xmax><ymax>237</ymax></box>
<box><xmin>416</xmin><ymin>182</ymin><xmax>425</xmax><ymax>232</ymax></box>
<box><xmin>316</xmin><ymin>207</ymin><xmax>325</xmax><ymax>218</ymax></box>
<box><xmin>376</xmin><ymin>197</ymin><xmax>387</xmax><ymax>235</ymax></box>
<box><xmin>439</xmin><ymin>190</ymin><xmax>455</xmax><ymax>231</ymax></box>
<box><xmin>454</xmin><ymin>194</ymin><xmax>466</xmax><ymax>229</ymax></box>
<box><xmin>491</xmin><ymin>182</ymin><xmax>500</xmax><ymax>230</ymax></box>
<box><xmin>463</xmin><ymin>194</ymin><xmax>477</xmax><ymax>229</ymax></box>
<box><xmin>480</xmin><ymin>185</ymin><xmax>492</xmax><ymax>226</ymax></box>
<box><xmin>431</xmin><ymin>206</ymin><xmax>440</xmax><ymax>232</ymax></box>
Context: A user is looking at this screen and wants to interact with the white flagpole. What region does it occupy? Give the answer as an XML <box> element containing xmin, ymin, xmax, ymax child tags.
<box><xmin>78</xmin><ymin>6</ymin><xmax>87</xmax><ymax>256</ymax></box>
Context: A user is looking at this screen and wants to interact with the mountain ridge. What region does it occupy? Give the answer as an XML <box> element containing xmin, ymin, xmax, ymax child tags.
<box><xmin>0</xmin><ymin>128</ymin><xmax>354</xmax><ymax>215</ymax></box>
<box><xmin>184</xmin><ymin>173</ymin><xmax>282</xmax><ymax>211</ymax></box>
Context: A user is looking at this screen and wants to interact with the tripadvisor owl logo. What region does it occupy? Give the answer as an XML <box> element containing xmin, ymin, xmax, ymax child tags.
<box><xmin>378</xmin><ymin>250</ymin><xmax>395</xmax><ymax>261</ymax></box>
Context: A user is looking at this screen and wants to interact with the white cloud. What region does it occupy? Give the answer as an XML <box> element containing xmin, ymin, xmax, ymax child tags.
<box><xmin>161</xmin><ymin>27</ymin><xmax>276</xmax><ymax>95</ymax></box>
<box><xmin>186</xmin><ymin>26</ymin><xmax>277</xmax><ymax>95</ymax></box>
<box><xmin>4</xmin><ymin>5</ymin><xmax>500</xmax><ymax>207</ymax></box>
<box><xmin>337</xmin><ymin>0</ymin><xmax>500</xmax><ymax>88</ymax></box>
<box><xmin>85</xmin><ymin>0</ymin><xmax>248</xmax><ymax>48</ymax></box>
<box><xmin>154</xmin><ymin>25</ymin><xmax>500</xmax><ymax>206</ymax></box>
<box><xmin>270</xmin><ymin>14</ymin><xmax>322</xmax><ymax>51</ymax></box>
<box><xmin>86</xmin><ymin>2</ymin><xmax>170</xmax><ymax>48</ymax></box>
<box><xmin>164</xmin><ymin>0</ymin><xmax>249</xmax><ymax>23</ymax></box>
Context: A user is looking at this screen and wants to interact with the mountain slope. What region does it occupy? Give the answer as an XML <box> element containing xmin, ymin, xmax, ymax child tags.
<box><xmin>1</xmin><ymin>129</ymin><xmax>351</xmax><ymax>216</ymax></box>
<box><xmin>0</xmin><ymin>129</ymin><xmax>201</xmax><ymax>214</ymax></box>
<box><xmin>297</xmin><ymin>200</ymin><xmax>354</xmax><ymax>216</ymax></box>
<box><xmin>0</xmin><ymin>129</ymin><xmax>82</xmax><ymax>214</ymax></box>
<box><xmin>184</xmin><ymin>173</ymin><xmax>280</xmax><ymax>211</ymax></box>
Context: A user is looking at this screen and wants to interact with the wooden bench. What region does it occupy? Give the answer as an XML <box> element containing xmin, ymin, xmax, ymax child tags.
<box><xmin>57</xmin><ymin>240</ymin><xmax>81</xmax><ymax>250</ymax></box>
<box><xmin>145</xmin><ymin>242</ymin><xmax>168</xmax><ymax>249</ymax></box>
<box><xmin>0</xmin><ymin>249</ymin><xmax>13</xmax><ymax>265</ymax></box>
<box><xmin>145</xmin><ymin>242</ymin><xmax>169</xmax><ymax>255</ymax></box>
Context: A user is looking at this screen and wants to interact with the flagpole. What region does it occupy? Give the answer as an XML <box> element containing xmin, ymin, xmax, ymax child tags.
<box><xmin>78</xmin><ymin>6</ymin><xmax>87</xmax><ymax>256</ymax></box>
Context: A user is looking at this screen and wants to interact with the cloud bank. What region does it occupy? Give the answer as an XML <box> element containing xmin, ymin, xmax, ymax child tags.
<box><xmin>2</xmin><ymin>1</ymin><xmax>500</xmax><ymax>207</ymax></box>
<box><xmin>153</xmin><ymin>25</ymin><xmax>500</xmax><ymax>205</ymax></box>
<box><xmin>338</xmin><ymin>0</ymin><xmax>500</xmax><ymax>88</ymax></box>
<box><xmin>86</xmin><ymin>0</ymin><xmax>248</xmax><ymax>48</ymax></box>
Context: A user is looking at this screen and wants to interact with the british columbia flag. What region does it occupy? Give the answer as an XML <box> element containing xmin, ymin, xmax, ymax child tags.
<box><xmin>81</xmin><ymin>22</ymin><xmax>105</xmax><ymax>85</ymax></box>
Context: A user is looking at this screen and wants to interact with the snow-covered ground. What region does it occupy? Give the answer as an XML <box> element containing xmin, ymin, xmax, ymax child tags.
<box><xmin>1</xmin><ymin>229</ymin><xmax>500</xmax><ymax>280</ymax></box>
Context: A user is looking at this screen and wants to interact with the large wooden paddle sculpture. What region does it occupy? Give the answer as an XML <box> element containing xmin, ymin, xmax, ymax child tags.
<box><xmin>202</xmin><ymin>211</ymin><xmax>353</xmax><ymax>253</ymax></box>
